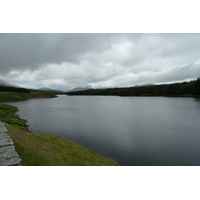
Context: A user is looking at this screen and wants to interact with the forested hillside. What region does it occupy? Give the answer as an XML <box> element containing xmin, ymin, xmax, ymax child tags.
<box><xmin>0</xmin><ymin>86</ymin><xmax>30</xmax><ymax>93</ymax></box>
<box><xmin>66</xmin><ymin>78</ymin><xmax>200</xmax><ymax>97</ymax></box>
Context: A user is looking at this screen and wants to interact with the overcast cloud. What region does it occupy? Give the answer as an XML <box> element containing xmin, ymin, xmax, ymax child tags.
<box><xmin>0</xmin><ymin>33</ymin><xmax>200</xmax><ymax>90</ymax></box>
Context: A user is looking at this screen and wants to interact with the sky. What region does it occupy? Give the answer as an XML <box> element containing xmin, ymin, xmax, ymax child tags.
<box><xmin>0</xmin><ymin>33</ymin><xmax>200</xmax><ymax>91</ymax></box>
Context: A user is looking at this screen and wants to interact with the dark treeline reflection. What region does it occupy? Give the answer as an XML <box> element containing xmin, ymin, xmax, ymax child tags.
<box><xmin>67</xmin><ymin>78</ymin><xmax>200</xmax><ymax>97</ymax></box>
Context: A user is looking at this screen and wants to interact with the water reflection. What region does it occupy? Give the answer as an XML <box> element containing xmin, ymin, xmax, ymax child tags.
<box><xmin>7</xmin><ymin>96</ymin><xmax>200</xmax><ymax>166</ymax></box>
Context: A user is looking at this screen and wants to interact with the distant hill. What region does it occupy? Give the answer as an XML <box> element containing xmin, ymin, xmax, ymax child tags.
<box><xmin>38</xmin><ymin>87</ymin><xmax>52</xmax><ymax>91</ymax></box>
<box><xmin>69</xmin><ymin>87</ymin><xmax>92</xmax><ymax>92</ymax></box>
<box><xmin>0</xmin><ymin>79</ymin><xmax>20</xmax><ymax>87</ymax></box>
<box><xmin>0</xmin><ymin>79</ymin><xmax>30</xmax><ymax>93</ymax></box>
<box><xmin>29</xmin><ymin>88</ymin><xmax>66</xmax><ymax>94</ymax></box>
<box><xmin>134</xmin><ymin>84</ymin><xmax>155</xmax><ymax>87</ymax></box>
<box><xmin>0</xmin><ymin>79</ymin><xmax>66</xmax><ymax>94</ymax></box>
<box><xmin>66</xmin><ymin>78</ymin><xmax>200</xmax><ymax>97</ymax></box>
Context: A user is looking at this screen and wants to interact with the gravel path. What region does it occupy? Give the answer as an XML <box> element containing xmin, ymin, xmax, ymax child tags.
<box><xmin>0</xmin><ymin>121</ymin><xmax>21</xmax><ymax>166</ymax></box>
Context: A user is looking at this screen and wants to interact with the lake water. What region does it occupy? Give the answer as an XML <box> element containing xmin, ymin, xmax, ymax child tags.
<box><xmin>7</xmin><ymin>95</ymin><xmax>200</xmax><ymax>166</ymax></box>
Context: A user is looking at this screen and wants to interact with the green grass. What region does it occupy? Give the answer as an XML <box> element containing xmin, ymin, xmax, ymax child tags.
<box><xmin>0</xmin><ymin>92</ymin><xmax>57</xmax><ymax>102</ymax></box>
<box><xmin>0</xmin><ymin>103</ymin><xmax>28</xmax><ymax>131</ymax></box>
<box><xmin>0</xmin><ymin>92</ymin><xmax>26</xmax><ymax>102</ymax></box>
<box><xmin>25</xmin><ymin>92</ymin><xmax>57</xmax><ymax>99</ymax></box>
<box><xmin>7</xmin><ymin>125</ymin><xmax>117</xmax><ymax>166</ymax></box>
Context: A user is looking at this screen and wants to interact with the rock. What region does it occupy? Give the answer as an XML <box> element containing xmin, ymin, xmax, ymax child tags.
<box><xmin>0</xmin><ymin>121</ymin><xmax>21</xmax><ymax>166</ymax></box>
<box><xmin>0</xmin><ymin>157</ymin><xmax>22</xmax><ymax>166</ymax></box>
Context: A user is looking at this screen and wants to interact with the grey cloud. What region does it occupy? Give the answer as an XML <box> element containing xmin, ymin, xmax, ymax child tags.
<box><xmin>132</xmin><ymin>62</ymin><xmax>200</xmax><ymax>86</ymax></box>
<box><xmin>156</xmin><ymin>63</ymin><xmax>200</xmax><ymax>83</ymax></box>
<box><xmin>1</xmin><ymin>33</ymin><xmax>200</xmax><ymax>90</ymax></box>
<box><xmin>0</xmin><ymin>33</ymin><xmax>125</xmax><ymax>74</ymax></box>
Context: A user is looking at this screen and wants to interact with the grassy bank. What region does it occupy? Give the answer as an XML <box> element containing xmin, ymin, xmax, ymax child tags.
<box><xmin>7</xmin><ymin>125</ymin><xmax>117</xmax><ymax>166</ymax></box>
<box><xmin>0</xmin><ymin>103</ymin><xmax>29</xmax><ymax>131</ymax></box>
<box><xmin>0</xmin><ymin>92</ymin><xmax>57</xmax><ymax>102</ymax></box>
<box><xmin>0</xmin><ymin>92</ymin><xmax>117</xmax><ymax>166</ymax></box>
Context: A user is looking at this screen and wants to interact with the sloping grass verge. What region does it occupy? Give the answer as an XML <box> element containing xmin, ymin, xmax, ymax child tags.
<box><xmin>6</xmin><ymin>125</ymin><xmax>117</xmax><ymax>166</ymax></box>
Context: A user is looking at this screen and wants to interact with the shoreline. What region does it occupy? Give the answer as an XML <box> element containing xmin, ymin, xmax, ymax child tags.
<box><xmin>66</xmin><ymin>93</ymin><xmax>200</xmax><ymax>98</ymax></box>
<box><xmin>0</xmin><ymin>92</ymin><xmax>117</xmax><ymax>166</ymax></box>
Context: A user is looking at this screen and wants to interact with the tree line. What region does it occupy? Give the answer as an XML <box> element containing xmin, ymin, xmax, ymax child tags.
<box><xmin>0</xmin><ymin>86</ymin><xmax>30</xmax><ymax>93</ymax></box>
<box><xmin>66</xmin><ymin>78</ymin><xmax>200</xmax><ymax>97</ymax></box>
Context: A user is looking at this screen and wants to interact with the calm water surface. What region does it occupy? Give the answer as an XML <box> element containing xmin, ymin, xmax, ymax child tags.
<box><xmin>7</xmin><ymin>95</ymin><xmax>200</xmax><ymax>166</ymax></box>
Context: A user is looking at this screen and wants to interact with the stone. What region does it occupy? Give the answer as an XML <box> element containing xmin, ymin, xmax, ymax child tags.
<box><xmin>0</xmin><ymin>145</ymin><xmax>15</xmax><ymax>154</ymax></box>
<box><xmin>0</xmin><ymin>121</ymin><xmax>21</xmax><ymax>166</ymax></box>
<box><xmin>0</xmin><ymin>125</ymin><xmax>7</xmax><ymax>133</ymax></box>
<box><xmin>0</xmin><ymin>139</ymin><xmax>14</xmax><ymax>147</ymax></box>
<box><xmin>0</xmin><ymin>157</ymin><xmax>21</xmax><ymax>166</ymax></box>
